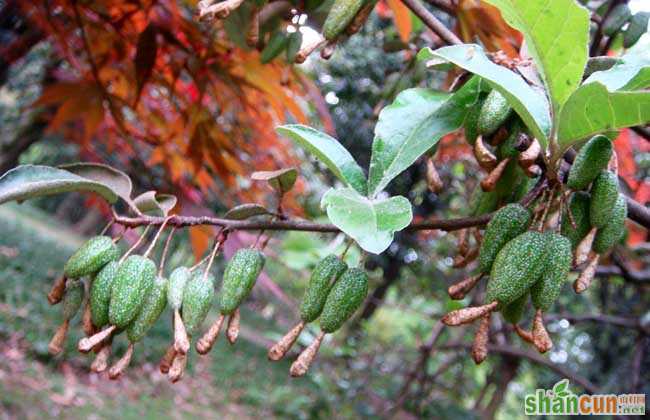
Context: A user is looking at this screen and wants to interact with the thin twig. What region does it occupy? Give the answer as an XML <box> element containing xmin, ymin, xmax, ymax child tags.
<box><xmin>400</xmin><ymin>0</ymin><xmax>462</xmax><ymax>45</ymax></box>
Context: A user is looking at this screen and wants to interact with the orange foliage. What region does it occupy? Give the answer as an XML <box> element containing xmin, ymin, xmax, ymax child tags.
<box><xmin>456</xmin><ymin>0</ymin><xmax>523</xmax><ymax>56</ymax></box>
<box><xmin>19</xmin><ymin>0</ymin><xmax>309</xmax><ymax>207</ymax></box>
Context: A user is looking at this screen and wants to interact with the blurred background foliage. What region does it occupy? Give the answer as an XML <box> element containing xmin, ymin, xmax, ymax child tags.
<box><xmin>1</xmin><ymin>0</ymin><xmax>649</xmax><ymax>418</ymax></box>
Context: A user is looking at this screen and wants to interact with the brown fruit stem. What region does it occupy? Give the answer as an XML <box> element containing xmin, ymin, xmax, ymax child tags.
<box><xmin>474</xmin><ymin>136</ymin><xmax>497</xmax><ymax>171</ymax></box>
<box><xmin>90</xmin><ymin>342</ymin><xmax>112</xmax><ymax>373</ymax></box>
<box><xmin>246</xmin><ymin>7</ymin><xmax>259</xmax><ymax>48</ymax></box>
<box><xmin>448</xmin><ymin>273</ymin><xmax>484</xmax><ymax>300</ymax></box>
<box><xmin>226</xmin><ymin>308</ymin><xmax>241</xmax><ymax>344</ymax></box>
<box><xmin>108</xmin><ymin>342</ymin><xmax>134</xmax><ymax>380</ymax></box>
<box><xmin>168</xmin><ymin>352</ymin><xmax>187</xmax><ymax>383</ymax></box>
<box><xmin>78</xmin><ymin>325</ymin><xmax>116</xmax><ymax>353</ymax></box>
<box><xmin>452</xmin><ymin>246</ymin><xmax>478</xmax><ymax>268</ymax></box>
<box><xmin>575</xmin><ymin>227</ymin><xmax>597</xmax><ymax>266</ymax></box>
<box><xmin>425</xmin><ymin>157</ymin><xmax>444</xmax><ymax>193</ymax></box>
<box><xmin>268</xmin><ymin>321</ymin><xmax>306</xmax><ymax>361</ymax></box>
<box><xmin>456</xmin><ymin>228</ymin><xmax>469</xmax><ymax>257</ymax></box>
<box><xmin>173</xmin><ymin>309</ymin><xmax>190</xmax><ymax>355</ymax></box>
<box><xmin>490</xmin><ymin>127</ymin><xmax>509</xmax><ymax>146</ymax></box>
<box><xmin>481</xmin><ymin>158</ymin><xmax>510</xmax><ymax>192</ymax></box>
<box><xmin>574</xmin><ymin>253</ymin><xmax>600</xmax><ymax>293</ymax></box>
<box><xmin>471</xmin><ymin>313</ymin><xmax>491</xmax><ymax>364</ymax></box>
<box><xmin>532</xmin><ymin>309</ymin><xmax>553</xmax><ymax>353</ymax></box>
<box><xmin>513</xmin><ymin>324</ymin><xmax>534</xmax><ymax>344</ymax></box>
<box><xmin>196</xmin><ymin>314</ymin><xmax>225</xmax><ymax>355</ymax></box>
<box><xmin>320</xmin><ymin>42</ymin><xmax>336</xmax><ymax>60</ymax></box>
<box><xmin>442</xmin><ymin>301</ymin><xmax>498</xmax><ymax>326</ymax></box>
<box><xmin>82</xmin><ymin>299</ymin><xmax>95</xmax><ymax>337</ymax></box>
<box><xmin>290</xmin><ymin>331</ymin><xmax>326</xmax><ymax>377</ymax></box>
<box><xmin>48</xmin><ymin>319</ymin><xmax>70</xmax><ymax>356</ymax></box>
<box><xmin>518</xmin><ymin>138</ymin><xmax>541</xmax><ymax>167</ymax></box>
<box><xmin>159</xmin><ymin>344</ymin><xmax>177</xmax><ymax>374</ymax></box>
<box><xmin>47</xmin><ymin>275</ymin><xmax>67</xmax><ymax>305</ymax></box>
<box><xmin>296</xmin><ymin>35</ymin><xmax>326</xmax><ymax>64</ymax></box>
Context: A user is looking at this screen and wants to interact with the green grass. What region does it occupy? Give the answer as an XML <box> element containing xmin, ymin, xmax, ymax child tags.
<box><xmin>0</xmin><ymin>203</ymin><xmax>328</xmax><ymax>419</ymax></box>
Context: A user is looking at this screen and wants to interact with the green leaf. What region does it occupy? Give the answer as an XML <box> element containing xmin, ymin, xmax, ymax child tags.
<box><xmin>583</xmin><ymin>41</ymin><xmax>650</xmax><ymax>91</ymax></box>
<box><xmin>132</xmin><ymin>191</ymin><xmax>177</xmax><ymax>216</ymax></box>
<box><xmin>224</xmin><ymin>203</ymin><xmax>271</xmax><ymax>220</ymax></box>
<box><xmin>277</xmin><ymin>124</ymin><xmax>367</xmax><ymax>195</ymax></box>
<box><xmin>251</xmin><ymin>167</ymin><xmax>298</xmax><ymax>195</ymax></box>
<box><xmin>59</xmin><ymin>162</ymin><xmax>132</xmax><ymax>202</ymax></box>
<box><xmin>0</xmin><ymin>165</ymin><xmax>119</xmax><ymax>205</ymax></box>
<box><xmin>419</xmin><ymin>45</ymin><xmax>551</xmax><ymax>147</ymax></box>
<box><xmin>321</xmin><ymin>187</ymin><xmax>412</xmax><ymax>254</ymax></box>
<box><xmin>367</xmin><ymin>77</ymin><xmax>483</xmax><ymax>196</ymax></box>
<box><xmin>552</xmin><ymin>379</ymin><xmax>569</xmax><ymax>395</ymax></box>
<box><xmin>484</xmin><ymin>0</ymin><xmax>590</xmax><ymax>114</ymax></box>
<box><xmin>557</xmin><ymin>82</ymin><xmax>650</xmax><ymax>148</ymax></box>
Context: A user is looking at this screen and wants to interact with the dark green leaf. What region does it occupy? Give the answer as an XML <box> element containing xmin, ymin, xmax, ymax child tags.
<box><xmin>59</xmin><ymin>162</ymin><xmax>132</xmax><ymax>202</ymax></box>
<box><xmin>251</xmin><ymin>167</ymin><xmax>298</xmax><ymax>195</ymax></box>
<box><xmin>224</xmin><ymin>203</ymin><xmax>271</xmax><ymax>220</ymax></box>
<box><xmin>133</xmin><ymin>191</ymin><xmax>177</xmax><ymax>216</ymax></box>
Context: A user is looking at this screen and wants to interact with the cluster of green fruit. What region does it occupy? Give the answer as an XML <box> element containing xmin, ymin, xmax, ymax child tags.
<box><xmin>47</xmin><ymin>228</ymin><xmax>272</xmax><ymax>382</ymax></box>
<box><xmin>442</xmin><ymin>134</ymin><xmax>626</xmax><ymax>363</ymax></box>
<box><xmin>266</xmin><ymin>255</ymin><xmax>368</xmax><ymax>377</ymax></box>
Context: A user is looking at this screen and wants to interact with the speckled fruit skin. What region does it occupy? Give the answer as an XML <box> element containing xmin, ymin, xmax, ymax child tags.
<box><xmin>62</xmin><ymin>280</ymin><xmax>84</xmax><ymax>320</ymax></box>
<box><xmin>593</xmin><ymin>194</ymin><xmax>627</xmax><ymax>254</ymax></box>
<box><xmin>64</xmin><ymin>236</ymin><xmax>119</xmax><ymax>279</ymax></box>
<box><xmin>127</xmin><ymin>276</ymin><xmax>168</xmax><ymax>343</ymax></box>
<box><xmin>109</xmin><ymin>255</ymin><xmax>156</xmax><ymax>329</ymax></box>
<box><xmin>561</xmin><ymin>191</ymin><xmax>592</xmax><ymax>249</ymax></box>
<box><xmin>464</xmin><ymin>95</ymin><xmax>486</xmax><ymax>146</ymax></box>
<box><xmin>300</xmin><ymin>255</ymin><xmax>348</xmax><ymax>323</ymax></box>
<box><xmin>501</xmin><ymin>292</ymin><xmax>528</xmax><ymax>324</ymax></box>
<box><xmin>589</xmin><ymin>171</ymin><xmax>619</xmax><ymax>229</ymax></box>
<box><xmin>168</xmin><ymin>266</ymin><xmax>192</xmax><ymax>310</ymax></box>
<box><xmin>477</xmin><ymin>90</ymin><xmax>512</xmax><ymax>136</ymax></box>
<box><xmin>181</xmin><ymin>273</ymin><xmax>215</xmax><ymax>335</ymax></box>
<box><xmin>219</xmin><ymin>249</ymin><xmax>265</xmax><ymax>315</ymax></box>
<box><xmin>487</xmin><ymin>231</ymin><xmax>547</xmax><ymax>309</ymax></box>
<box><xmin>567</xmin><ymin>135</ymin><xmax>613</xmax><ymax>190</ymax></box>
<box><xmin>319</xmin><ymin>268</ymin><xmax>368</xmax><ymax>334</ymax></box>
<box><xmin>90</xmin><ymin>261</ymin><xmax>119</xmax><ymax>328</ymax></box>
<box><xmin>478</xmin><ymin>204</ymin><xmax>531</xmax><ymax>273</ymax></box>
<box><xmin>531</xmin><ymin>233</ymin><xmax>572</xmax><ymax>312</ymax></box>
<box><xmin>323</xmin><ymin>0</ymin><xmax>365</xmax><ymax>40</ymax></box>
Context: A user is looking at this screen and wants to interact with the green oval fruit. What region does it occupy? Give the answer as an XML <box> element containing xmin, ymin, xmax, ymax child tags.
<box><xmin>300</xmin><ymin>255</ymin><xmax>348</xmax><ymax>323</ymax></box>
<box><xmin>469</xmin><ymin>187</ymin><xmax>498</xmax><ymax>216</ymax></box>
<box><xmin>323</xmin><ymin>0</ymin><xmax>366</xmax><ymax>41</ymax></box>
<box><xmin>464</xmin><ymin>96</ymin><xmax>485</xmax><ymax>146</ymax></box>
<box><xmin>487</xmin><ymin>231</ymin><xmax>547</xmax><ymax>309</ymax></box>
<box><xmin>501</xmin><ymin>292</ymin><xmax>528</xmax><ymax>324</ymax></box>
<box><xmin>624</xmin><ymin>12</ymin><xmax>650</xmax><ymax>48</ymax></box>
<box><xmin>320</xmin><ymin>268</ymin><xmax>368</xmax><ymax>333</ymax></box>
<box><xmin>593</xmin><ymin>194</ymin><xmax>627</xmax><ymax>254</ymax></box>
<box><xmin>561</xmin><ymin>191</ymin><xmax>592</xmax><ymax>249</ymax></box>
<box><xmin>603</xmin><ymin>3</ymin><xmax>632</xmax><ymax>36</ymax></box>
<box><xmin>168</xmin><ymin>266</ymin><xmax>192</xmax><ymax>310</ymax></box>
<box><xmin>219</xmin><ymin>248</ymin><xmax>265</xmax><ymax>315</ymax></box>
<box><xmin>109</xmin><ymin>255</ymin><xmax>156</xmax><ymax>329</ymax></box>
<box><xmin>90</xmin><ymin>261</ymin><xmax>119</xmax><ymax>328</ymax></box>
<box><xmin>62</xmin><ymin>280</ymin><xmax>84</xmax><ymax>320</ymax></box>
<box><xmin>531</xmin><ymin>233</ymin><xmax>572</xmax><ymax>312</ymax></box>
<box><xmin>64</xmin><ymin>236</ymin><xmax>119</xmax><ymax>279</ymax></box>
<box><xmin>590</xmin><ymin>171</ymin><xmax>619</xmax><ymax>229</ymax></box>
<box><xmin>478</xmin><ymin>204</ymin><xmax>532</xmax><ymax>273</ymax></box>
<box><xmin>477</xmin><ymin>90</ymin><xmax>512</xmax><ymax>136</ymax></box>
<box><xmin>181</xmin><ymin>273</ymin><xmax>215</xmax><ymax>335</ymax></box>
<box><xmin>260</xmin><ymin>31</ymin><xmax>288</xmax><ymax>64</ymax></box>
<box><xmin>127</xmin><ymin>276</ymin><xmax>168</xmax><ymax>343</ymax></box>
<box><xmin>567</xmin><ymin>135</ymin><xmax>613</xmax><ymax>190</ymax></box>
